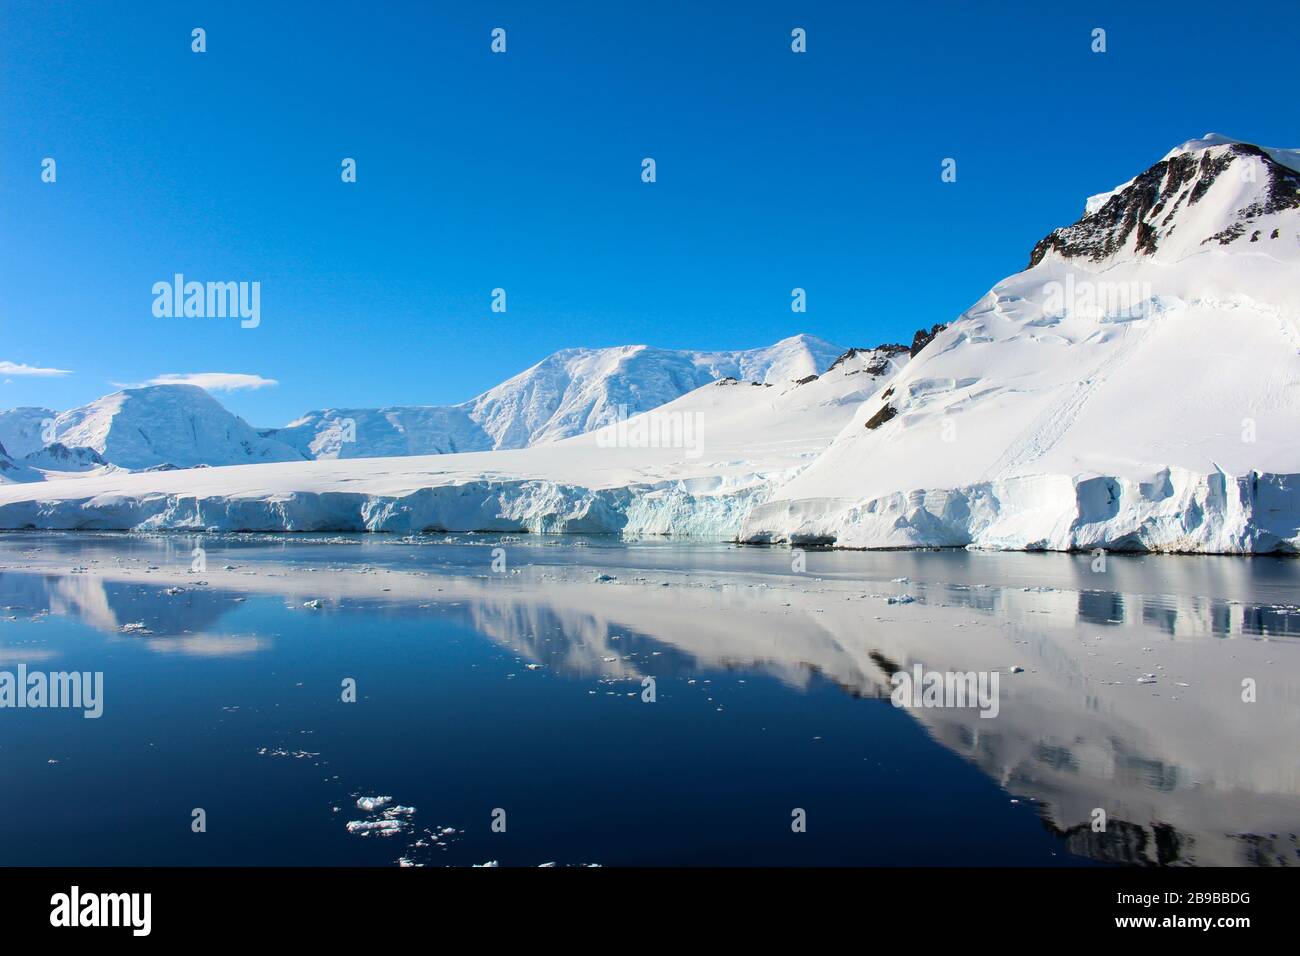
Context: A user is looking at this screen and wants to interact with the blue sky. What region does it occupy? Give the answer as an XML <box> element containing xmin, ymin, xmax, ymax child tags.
<box><xmin>2</xmin><ymin>0</ymin><xmax>1296</xmax><ymax>425</ymax></box>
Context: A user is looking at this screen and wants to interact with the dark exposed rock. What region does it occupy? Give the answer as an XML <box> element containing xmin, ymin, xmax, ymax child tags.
<box><xmin>23</xmin><ymin>442</ymin><xmax>107</xmax><ymax>466</ymax></box>
<box><xmin>792</xmin><ymin>374</ymin><xmax>818</xmax><ymax>385</ymax></box>
<box><xmin>1028</xmin><ymin>142</ymin><xmax>1300</xmax><ymax>268</ymax></box>
<box><xmin>909</xmin><ymin>324</ymin><xmax>947</xmax><ymax>357</ymax></box>
<box><xmin>826</xmin><ymin>349</ymin><xmax>866</xmax><ymax>372</ymax></box>
<box><xmin>865</xmin><ymin>353</ymin><xmax>905</xmax><ymax>375</ymax></box>
<box><xmin>1186</xmin><ymin>148</ymin><xmax>1235</xmax><ymax>205</ymax></box>
<box><xmin>864</xmin><ymin>403</ymin><xmax>897</xmax><ymax>430</ymax></box>
<box><xmin>1224</xmin><ymin>147</ymin><xmax>1300</xmax><ymax>219</ymax></box>
<box><xmin>825</xmin><ymin>344</ymin><xmax>908</xmax><ymax>375</ymax></box>
<box><xmin>1203</xmin><ymin>222</ymin><xmax>1246</xmax><ymax>245</ymax></box>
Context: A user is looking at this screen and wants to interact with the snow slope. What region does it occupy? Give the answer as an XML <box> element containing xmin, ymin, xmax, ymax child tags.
<box><xmin>269</xmin><ymin>334</ymin><xmax>844</xmax><ymax>459</ymax></box>
<box><xmin>742</xmin><ymin>136</ymin><xmax>1300</xmax><ymax>552</ymax></box>
<box><xmin>0</xmin><ymin>441</ymin><xmax>35</xmax><ymax>483</ymax></box>
<box><xmin>0</xmin><ymin>346</ymin><xmax>907</xmax><ymax>533</ymax></box>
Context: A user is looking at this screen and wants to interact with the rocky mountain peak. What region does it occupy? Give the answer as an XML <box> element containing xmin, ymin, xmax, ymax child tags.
<box><xmin>1028</xmin><ymin>138</ymin><xmax>1300</xmax><ymax>269</ymax></box>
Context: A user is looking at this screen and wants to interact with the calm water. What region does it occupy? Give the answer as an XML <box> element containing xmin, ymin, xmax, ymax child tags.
<box><xmin>1</xmin><ymin>532</ymin><xmax>1297</xmax><ymax>866</ymax></box>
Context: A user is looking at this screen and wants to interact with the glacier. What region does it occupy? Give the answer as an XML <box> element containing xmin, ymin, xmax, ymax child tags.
<box><xmin>2</xmin><ymin>136</ymin><xmax>1298</xmax><ymax>554</ymax></box>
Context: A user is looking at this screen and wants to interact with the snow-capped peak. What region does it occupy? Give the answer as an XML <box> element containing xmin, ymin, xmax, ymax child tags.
<box><xmin>1036</xmin><ymin>136</ymin><xmax>1300</xmax><ymax>268</ymax></box>
<box><xmin>1083</xmin><ymin>134</ymin><xmax>1300</xmax><ymax>217</ymax></box>
<box><xmin>737</xmin><ymin>137</ymin><xmax>1300</xmax><ymax>552</ymax></box>
<box><xmin>1160</xmin><ymin>132</ymin><xmax>1300</xmax><ymax>173</ymax></box>
<box><xmin>48</xmin><ymin>385</ymin><xmax>305</xmax><ymax>470</ymax></box>
<box><xmin>717</xmin><ymin>333</ymin><xmax>846</xmax><ymax>384</ymax></box>
<box><xmin>7</xmin><ymin>336</ymin><xmax>851</xmax><ymax>472</ymax></box>
<box><xmin>273</xmin><ymin>334</ymin><xmax>848</xmax><ymax>460</ymax></box>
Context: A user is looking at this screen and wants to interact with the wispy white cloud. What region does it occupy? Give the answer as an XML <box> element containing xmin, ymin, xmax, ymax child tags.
<box><xmin>116</xmin><ymin>372</ymin><xmax>279</xmax><ymax>392</ymax></box>
<box><xmin>0</xmin><ymin>360</ymin><xmax>72</xmax><ymax>377</ymax></box>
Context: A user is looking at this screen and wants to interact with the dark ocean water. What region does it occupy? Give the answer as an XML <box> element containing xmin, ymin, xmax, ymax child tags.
<box><xmin>1</xmin><ymin>532</ymin><xmax>1296</xmax><ymax>866</ymax></box>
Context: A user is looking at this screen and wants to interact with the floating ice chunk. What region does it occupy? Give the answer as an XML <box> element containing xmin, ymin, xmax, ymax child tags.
<box><xmin>257</xmin><ymin>748</ymin><xmax>320</xmax><ymax>759</ymax></box>
<box><xmin>303</xmin><ymin>599</ymin><xmax>322</xmax><ymax>609</ymax></box>
<box><xmin>1010</xmin><ymin>665</ymin><xmax>1025</xmax><ymax>674</ymax></box>
<box><xmin>885</xmin><ymin>595</ymin><xmax>916</xmax><ymax>605</ymax></box>
<box><xmin>473</xmin><ymin>860</ymin><xmax>499</xmax><ymax>868</ymax></box>
<box><xmin>356</xmin><ymin>795</ymin><xmax>393</xmax><ymax>812</ymax></box>
<box><xmin>346</xmin><ymin>819</ymin><xmax>404</xmax><ymax>837</ymax></box>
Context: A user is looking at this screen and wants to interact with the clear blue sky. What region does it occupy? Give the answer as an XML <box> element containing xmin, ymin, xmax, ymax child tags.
<box><xmin>2</xmin><ymin>0</ymin><xmax>1296</xmax><ymax>425</ymax></box>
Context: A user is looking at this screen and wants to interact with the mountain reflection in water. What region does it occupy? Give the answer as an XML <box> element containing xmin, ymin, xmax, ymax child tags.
<box><xmin>1</xmin><ymin>532</ymin><xmax>1296</xmax><ymax>867</ymax></box>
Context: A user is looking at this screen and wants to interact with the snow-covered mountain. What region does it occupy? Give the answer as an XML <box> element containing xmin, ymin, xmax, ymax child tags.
<box><xmin>270</xmin><ymin>334</ymin><xmax>845</xmax><ymax>459</ymax></box>
<box><xmin>0</xmin><ymin>443</ymin><xmax>111</xmax><ymax>485</ymax></box>
<box><xmin>743</xmin><ymin>134</ymin><xmax>1300</xmax><ymax>551</ymax></box>
<box><xmin>22</xmin><ymin>442</ymin><xmax>109</xmax><ymax>472</ymax></box>
<box><xmin>1030</xmin><ymin>135</ymin><xmax>1300</xmax><ymax>267</ymax></box>
<box><xmin>44</xmin><ymin>385</ymin><xmax>306</xmax><ymax>471</ymax></box>
<box><xmin>4</xmin><ymin>135</ymin><xmax>1297</xmax><ymax>553</ymax></box>
<box><xmin>467</xmin><ymin>332</ymin><xmax>846</xmax><ymax>448</ymax></box>
<box><xmin>2</xmin><ymin>334</ymin><xmax>844</xmax><ymax>474</ymax></box>
<box><xmin>0</xmin><ymin>407</ymin><xmax>57</xmax><ymax>459</ymax></box>
<box><xmin>0</xmin><ymin>343</ymin><xmax>911</xmax><ymax>526</ymax></box>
